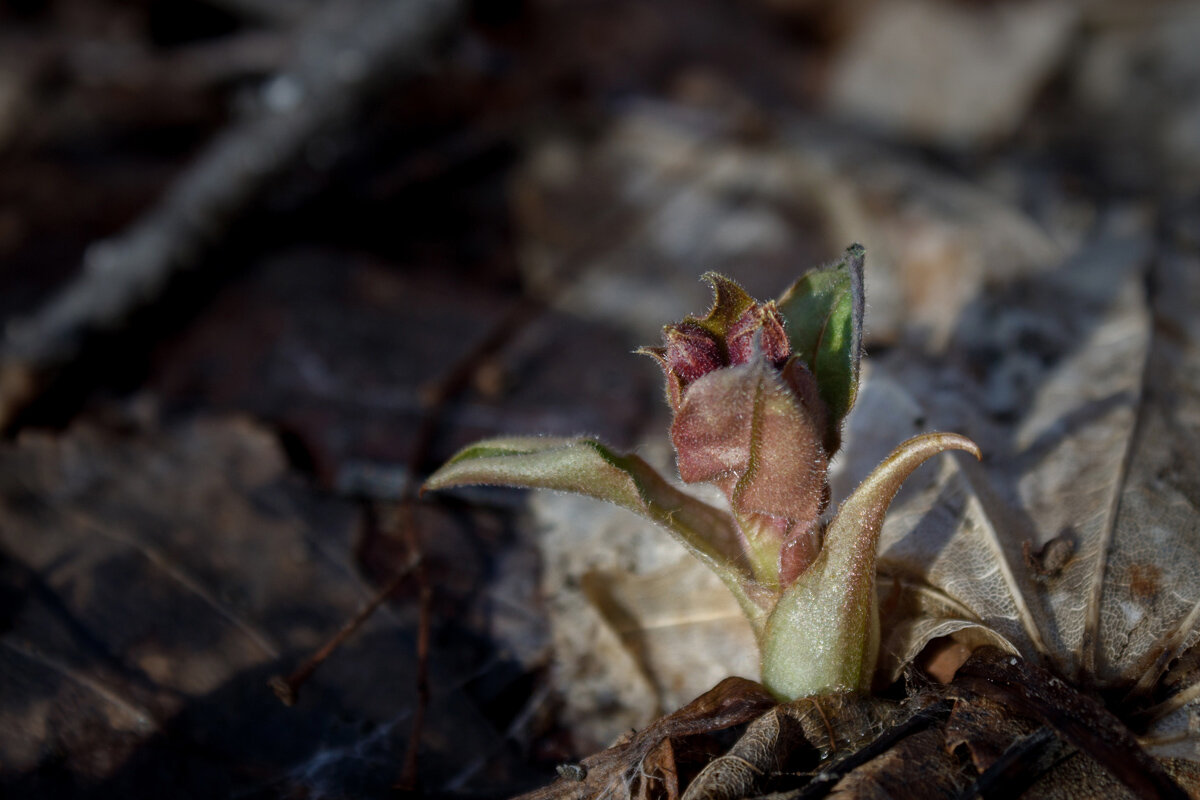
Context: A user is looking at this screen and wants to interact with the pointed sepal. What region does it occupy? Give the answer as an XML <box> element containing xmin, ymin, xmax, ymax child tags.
<box><xmin>690</xmin><ymin>272</ymin><xmax>758</xmax><ymax>342</ymax></box>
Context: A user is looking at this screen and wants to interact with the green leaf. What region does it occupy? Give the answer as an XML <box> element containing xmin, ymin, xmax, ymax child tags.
<box><xmin>423</xmin><ymin>436</ymin><xmax>770</xmax><ymax>629</ymax></box>
<box><xmin>776</xmin><ymin>243</ymin><xmax>865</xmax><ymax>454</ymax></box>
<box><xmin>759</xmin><ymin>432</ymin><xmax>980</xmax><ymax>700</ymax></box>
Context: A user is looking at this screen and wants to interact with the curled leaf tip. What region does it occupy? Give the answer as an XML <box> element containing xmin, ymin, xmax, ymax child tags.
<box><xmin>958</xmin><ymin>435</ymin><xmax>983</xmax><ymax>461</ymax></box>
<box><xmin>908</xmin><ymin>431</ymin><xmax>980</xmax><ymax>461</ymax></box>
<box><xmin>854</xmin><ymin>432</ymin><xmax>981</xmax><ymax>510</ymax></box>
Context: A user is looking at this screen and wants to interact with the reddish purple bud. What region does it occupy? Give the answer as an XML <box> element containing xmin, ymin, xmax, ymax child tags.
<box><xmin>726</xmin><ymin>308</ymin><xmax>756</xmax><ymax>365</ymax></box>
<box><xmin>665</xmin><ymin>323</ymin><xmax>723</xmax><ymax>383</ymax></box>
<box><xmin>727</xmin><ymin>303</ymin><xmax>791</xmax><ymax>367</ymax></box>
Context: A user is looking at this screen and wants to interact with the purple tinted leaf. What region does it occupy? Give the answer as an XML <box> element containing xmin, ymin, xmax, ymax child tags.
<box><xmin>671</xmin><ymin>360</ymin><xmax>827</xmax><ymax>525</ymax></box>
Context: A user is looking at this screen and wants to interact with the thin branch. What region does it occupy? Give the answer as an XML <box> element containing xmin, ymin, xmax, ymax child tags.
<box><xmin>269</xmin><ymin>552</ymin><xmax>420</xmax><ymax>707</ymax></box>
<box><xmin>0</xmin><ymin>0</ymin><xmax>464</xmax><ymax>428</ymax></box>
<box><xmin>398</xmin><ymin>502</ymin><xmax>433</xmax><ymax>791</ymax></box>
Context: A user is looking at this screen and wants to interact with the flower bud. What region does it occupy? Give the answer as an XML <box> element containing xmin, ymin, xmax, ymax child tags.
<box><xmin>665</xmin><ymin>322</ymin><xmax>722</xmax><ymax>383</ymax></box>
<box><xmin>641</xmin><ymin>266</ymin><xmax>862</xmax><ymax>588</ymax></box>
<box><xmin>727</xmin><ymin>302</ymin><xmax>790</xmax><ymax>367</ymax></box>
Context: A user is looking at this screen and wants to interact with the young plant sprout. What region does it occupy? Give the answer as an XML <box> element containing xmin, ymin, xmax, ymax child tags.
<box><xmin>424</xmin><ymin>245</ymin><xmax>979</xmax><ymax>701</ymax></box>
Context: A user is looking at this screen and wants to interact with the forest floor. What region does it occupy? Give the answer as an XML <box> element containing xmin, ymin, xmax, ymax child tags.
<box><xmin>1</xmin><ymin>1</ymin><xmax>1199</xmax><ymax>797</ymax></box>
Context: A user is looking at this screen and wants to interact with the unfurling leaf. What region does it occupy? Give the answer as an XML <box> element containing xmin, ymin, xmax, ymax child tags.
<box><xmin>776</xmin><ymin>243</ymin><xmax>865</xmax><ymax>454</ymax></box>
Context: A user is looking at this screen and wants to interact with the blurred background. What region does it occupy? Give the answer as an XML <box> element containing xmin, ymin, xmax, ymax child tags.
<box><xmin>0</xmin><ymin>0</ymin><xmax>1198</xmax><ymax>797</ymax></box>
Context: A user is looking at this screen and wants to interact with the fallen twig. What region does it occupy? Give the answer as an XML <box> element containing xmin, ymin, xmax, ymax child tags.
<box><xmin>0</xmin><ymin>0</ymin><xmax>463</xmax><ymax>429</ymax></box>
<box><xmin>268</xmin><ymin>551</ymin><xmax>420</xmax><ymax>707</ymax></box>
<box><xmin>398</xmin><ymin>502</ymin><xmax>433</xmax><ymax>792</ymax></box>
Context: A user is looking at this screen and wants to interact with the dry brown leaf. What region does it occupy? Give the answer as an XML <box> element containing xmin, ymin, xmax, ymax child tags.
<box><xmin>867</xmin><ymin>238</ymin><xmax>1200</xmax><ymax>764</ymax></box>
<box><xmin>0</xmin><ymin>415</ymin><xmax>516</xmax><ymax>794</ymax></box>
<box><xmin>514</xmin><ymin>677</ymin><xmax>775</xmax><ymax>800</ymax></box>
